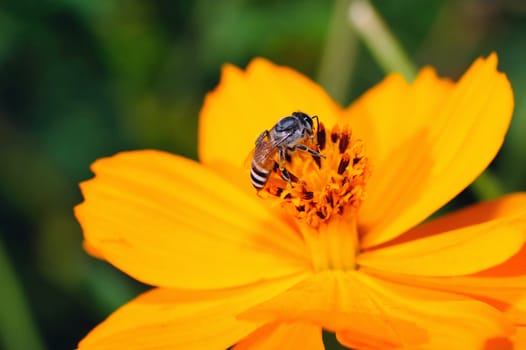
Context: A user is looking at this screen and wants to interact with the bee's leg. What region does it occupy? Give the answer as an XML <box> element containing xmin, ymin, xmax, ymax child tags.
<box><xmin>277</xmin><ymin>147</ymin><xmax>288</xmax><ymax>176</ymax></box>
<box><xmin>276</xmin><ymin>164</ymin><xmax>297</xmax><ymax>185</ymax></box>
<box><xmin>280</xmin><ymin>146</ymin><xmax>294</xmax><ymax>164</ymax></box>
<box><xmin>281</xmin><ymin>167</ymin><xmax>292</xmax><ymax>184</ymax></box>
<box><xmin>293</xmin><ymin>144</ymin><xmax>326</xmax><ymax>159</ymax></box>
<box><xmin>277</xmin><ymin>148</ymin><xmax>295</xmax><ymax>186</ymax></box>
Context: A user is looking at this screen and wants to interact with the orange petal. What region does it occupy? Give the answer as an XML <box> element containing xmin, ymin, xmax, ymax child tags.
<box><xmin>512</xmin><ymin>326</ymin><xmax>526</xmax><ymax>349</ymax></box>
<box><xmin>375</xmin><ymin>193</ymin><xmax>526</xmax><ymax>247</ymax></box>
<box><xmin>233</xmin><ymin>322</ymin><xmax>324</xmax><ymax>350</ymax></box>
<box><xmin>82</xmin><ymin>239</ymin><xmax>104</xmax><ymax>259</ymax></box>
<box><xmin>199</xmin><ymin>58</ymin><xmax>342</xmax><ymax>167</ymax></box>
<box><xmin>482</xmin><ymin>326</ymin><xmax>526</xmax><ymax>350</ymax></box>
<box><xmin>240</xmin><ymin>271</ymin><xmax>511</xmax><ymax>348</ymax></box>
<box><xmin>358</xmin><ymin>206</ymin><xmax>526</xmax><ymax>276</ymax></box>
<box><xmin>362</xmin><ymin>243</ymin><xmax>526</xmax><ymax>324</ymax></box>
<box><xmin>339</xmin><ymin>273</ymin><xmax>513</xmax><ymax>349</ymax></box>
<box><xmin>482</xmin><ymin>327</ymin><xmax>526</xmax><ymax>350</ymax></box>
<box><xmin>240</xmin><ymin>271</ymin><xmax>425</xmax><ymax>347</ymax></box>
<box><xmin>366</xmin><ymin>269</ymin><xmax>526</xmax><ymax>326</ymax></box>
<box><xmin>75</xmin><ymin>150</ymin><xmax>310</xmax><ymax>289</ymax></box>
<box><xmin>78</xmin><ymin>275</ymin><xmax>305</xmax><ymax>350</ymax></box>
<box><xmin>352</xmin><ymin>53</ymin><xmax>514</xmax><ymax>248</ymax></box>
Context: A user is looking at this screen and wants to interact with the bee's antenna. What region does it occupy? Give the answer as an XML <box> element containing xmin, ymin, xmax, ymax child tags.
<box><xmin>312</xmin><ymin>115</ymin><xmax>320</xmax><ymax>131</ymax></box>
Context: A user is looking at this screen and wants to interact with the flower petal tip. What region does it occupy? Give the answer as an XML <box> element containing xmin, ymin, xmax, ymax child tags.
<box><xmin>487</xmin><ymin>51</ymin><xmax>498</xmax><ymax>65</ymax></box>
<box><xmin>247</xmin><ymin>56</ymin><xmax>273</xmax><ymax>69</ymax></box>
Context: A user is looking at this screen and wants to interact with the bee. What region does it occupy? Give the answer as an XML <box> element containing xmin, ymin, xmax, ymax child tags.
<box><xmin>250</xmin><ymin>111</ymin><xmax>324</xmax><ymax>190</ymax></box>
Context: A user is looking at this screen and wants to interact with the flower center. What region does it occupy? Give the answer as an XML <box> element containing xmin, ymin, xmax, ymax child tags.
<box><xmin>260</xmin><ymin>122</ymin><xmax>371</xmax><ymax>229</ymax></box>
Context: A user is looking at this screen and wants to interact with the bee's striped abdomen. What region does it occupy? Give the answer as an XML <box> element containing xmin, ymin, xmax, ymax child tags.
<box><xmin>250</xmin><ymin>160</ymin><xmax>270</xmax><ymax>190</ymax></box>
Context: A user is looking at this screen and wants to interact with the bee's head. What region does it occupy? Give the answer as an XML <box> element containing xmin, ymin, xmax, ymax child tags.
<box><xmin>292</xmin><ymin>111</ymin><xmax>315</xmax><ymax>134</ymax></box>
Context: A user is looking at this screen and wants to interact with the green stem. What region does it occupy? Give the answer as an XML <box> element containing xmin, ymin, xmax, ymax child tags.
<box><xmin>348</xmin><ymin>0</ymin><xmax>416</xmax><ymax>80</ymax></box>
<box><xmin>0</xmin><ymin>238</ymin><xmax>45</xmax><ymax>350</ymax></box>
<box><xmin>347</xmin><ymin>0</ymin><xmax>504</xmax><ymax>200</ymax></box>
<box><xmin>317</xmin><ymin>0</ymin><xmax>358</xmax><ymax>104</ymax></box>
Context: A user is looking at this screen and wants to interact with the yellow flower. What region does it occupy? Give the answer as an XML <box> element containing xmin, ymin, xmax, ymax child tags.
<box><xmin>75</xmin><ymin>53</ymin><xmax>526</xmax><ymax>349</ymax></box>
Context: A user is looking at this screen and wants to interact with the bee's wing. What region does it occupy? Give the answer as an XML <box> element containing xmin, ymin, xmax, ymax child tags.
<box><xmin>243</xmin><ymin>131</ymin><xmax>267</xmax><ymax>169</ymax></box>
<box><xmin>245</xmin><ymin>132</ymin><xmax>293</xmax><ymax>168</ymax></box>
<box><xmin>242</xmin><ymin>141</ymin><xmax>274</xmax><ymax>169</ymax></box>
<box><xmin>242</xmin><ymin>147</ymin><xmax>256</xmax><ymax>169</ymax></box>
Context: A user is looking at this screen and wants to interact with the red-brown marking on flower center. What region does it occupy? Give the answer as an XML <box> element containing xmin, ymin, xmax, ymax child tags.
<box><xmin>261</xmin><ymin>122</ymin><xmax>371</xmax><ymax>228</ymax></box>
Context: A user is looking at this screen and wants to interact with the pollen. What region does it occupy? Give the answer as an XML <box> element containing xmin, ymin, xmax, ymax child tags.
<box><xmin>262</xmin><ymin>123</ymin><xmax>371</xmax><ymax>228</ymax></box>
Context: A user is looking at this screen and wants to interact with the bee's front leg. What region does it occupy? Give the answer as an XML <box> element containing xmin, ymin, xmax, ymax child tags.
<box><xmin>292</xmin><ymin>143</ymin><xmax>326</xmax><ymax>159</ymax></box>
<box><xmin>277</xmin><ymin>147</ymin><xmax>294</xmax><ymax>185</ymax></box>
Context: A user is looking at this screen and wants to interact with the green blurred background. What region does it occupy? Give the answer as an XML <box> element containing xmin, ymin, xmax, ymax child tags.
<box><xmin>1</xmin><ymin>0</ymin><xmax>525</xmax><ymax>349</ymax></box>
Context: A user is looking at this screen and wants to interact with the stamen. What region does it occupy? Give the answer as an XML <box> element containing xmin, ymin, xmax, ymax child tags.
<box><xmin>339</xmin><ymin>127</ymin><xmax>350</xmax><ymax>154</ymax></box>
<box><xmin>281</xmin><ymin>169</ymin><xmax>298</xmax><ymax>183</ymax></box>
<box><xmin>317</xmin><ymin>123</ymin><xmax>326</xmax><ymax>150</ymax></box>
<box><xmin>259</xmin><ymin>121</ymin><xmax>371</xmax><ymax>229</ymax></box>
<box><xmin>330</xmin><ymin>125</ymin><xmax>339</xmax><ymax>143</ymax></box>
<box><xmin>326</xmin><ymin>193</ymin><xmax>334</xmax><ymax>208</ymax></box>
<box><xmin>268</xmin><ymin>185</ymin><xmax>283</xmax><ymax>197</ymax></box>
<box><xmin>302</xmin><ymin>191</ymin><xmax>314</xmax><ymax>200</ymax></box>
<box><xmin>338</xmin><ymin>153</ymin><xmax>350</xmax><ymax>175</ymax></box>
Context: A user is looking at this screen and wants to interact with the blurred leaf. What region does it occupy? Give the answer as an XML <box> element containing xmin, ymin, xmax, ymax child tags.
<box><xmin>0</xmin><ymin>11</ymin><xmax>20</xmax><ymax>66</ymax></box>
<box><xmin>0</xmin><ymin>1</ymin><xmax>525</xmax><ymax>349</ymax></box>
<box><xmin>0</xmin><ymin>237</ymin><xmax>45</xmax><ymax>350</ymax></box>
<box><xmin>196</xmin><ymin>1</ymin><xmax>331</xmax><ymax>71</ymax></box>
<box><xmin>372</xmin><ymin>0</ymin><xmax>445</xmax><ymax>54</ymax></box>
<box><xmin>84</xmin><ymin>260</ymin><xmax>145</xmax><ymax>313</ymax></box>
<box><xmin>490</xmin><ymin>17</ymin><xmax>526</xmax><ymax>191</ymax></box>
<box><xmin>37</xmin><ymin>213</ymin><xmax>85</xmax><ymax>289</ymax></box>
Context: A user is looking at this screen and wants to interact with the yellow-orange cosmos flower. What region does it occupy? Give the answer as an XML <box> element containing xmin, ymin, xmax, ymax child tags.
<box><xmin>75</xmin><ymin>53</ymin><xmax>526</xmax><ymax>349</ymax></box>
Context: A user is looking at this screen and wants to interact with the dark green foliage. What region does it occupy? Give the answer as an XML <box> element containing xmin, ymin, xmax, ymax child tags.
<box><xmin>0</xmin><ymin>1</ymin><xmax>525</xmax><ymax>349</ymax></box>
